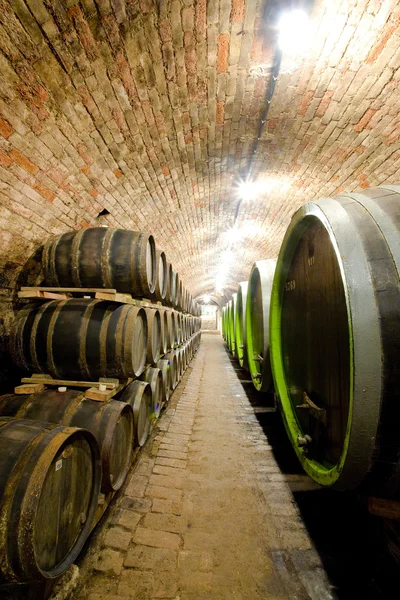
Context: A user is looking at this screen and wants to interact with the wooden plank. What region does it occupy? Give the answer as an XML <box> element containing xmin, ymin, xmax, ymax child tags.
<box><xmin>14</xmin><ymin>383</ymin><xmax>45</xmax><ymax>394</ymax></box>
<box><xmin>18</xmin><ymin>290</ymin><xmax>68</xmax><ymax>300</ymax></box>
<box><xmin>84</xmin><ymin>387</ymin><xmax>116</xmax><ymax>402</ymax></box>
<box><xmin>21</xmin><ymin>376</ymin><xmax>116</xmax><ymax>390</ymax></box>
<box><xmin>20</xmin><ymin>287</ymin><xmax>117</xmax><ymax>293</ymax></box>
<box><xmin>95</xmin><ymin>291</ymin><xmax>139</xmax><ymax>305</ymax></box>
<box><xmin>368</xmin><ymin>497</ymin><xmax>400</xmax><ymax>520</ymax></box>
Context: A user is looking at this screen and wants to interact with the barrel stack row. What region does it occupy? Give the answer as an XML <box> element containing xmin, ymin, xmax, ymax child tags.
<box><xmin>1</xmin><ymin>227</ymin><xmax>201</xmax><ymax>585</ymax></box>
<box><xmin>222</xmin><ymin>186</ymin><xmax>400</xmax><ymax>509</ymax></box>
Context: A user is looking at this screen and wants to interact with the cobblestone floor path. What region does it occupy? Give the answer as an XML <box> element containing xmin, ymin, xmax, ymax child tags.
<box><xmin>76</xmin><ymin>334</ymin><xmax>334</xmax><ymax>600</ymax></box>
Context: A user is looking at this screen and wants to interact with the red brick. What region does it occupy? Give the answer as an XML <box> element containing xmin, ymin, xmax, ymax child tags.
<box><xmin>231</xmin><ymin>0</ymin><xmax>245</xmax><ymax>23</ymax></box>
<box><xmin>316</xmin><ymin>90</ymin><xmax>333</xmax><ymax>118</ymax></box>
<box><xmin>217</xmin><ymin>34</ymin><xmax>229</xmax><ymax>74</ymax></box>
<box><xmin>297</xmin><ymin>91</ymin><xmax>315</xmax><ymax>116</ymax></box>
<box><xmin>33</xmin><ymin>181</ymin><xmax>56</xmax><ymax>202</ymax></box>
<box><xmin>113</xmin><ymin>168</ymin><xmax>123</xmax><ymax>178</ymax></box>
<box><xmin>77</xmin><ymin>144</ymin><xmax>93</xmax><ymax>165</ymax></box>
<box><xmin>195</xmin><ymin>0</ymin><xmax>207</xmax><ymax>40</ymax></box>
<box><xmin>0</xmin><ymin>119</ymin><xmax>12</xmax><ymax>138</ymax></box>
<box><xmin>0</xmin><ymin>151</ymin><xmax>12</xmax><ymax>168</ymax></box>
<box><xmin>162</xmin><ymin>166</ymin><xmax>170</xmax><ymax>176</ymax></box>
<box><xmin>9</xmin><ymin>149</ymin><xmax>38</xmax><ymax>175</ymax></box>
<box><xmin>216</xmin><ymin>101</ymin><xmax>225</xmax><ymax>125</ymax></box>
<box><xmin>89</xmin><ymin>189</ymin><xmax>98</xmax><ymax>198</ymax></box>
<box><xmin>354</xmin><ymin>108</ymin><xmax>376</xmax><ymax>132</ymax></box>
<box><xmin>366</xmin><ymin>23</ymin><xmax>397</xmax><ymax>64</ymax></box>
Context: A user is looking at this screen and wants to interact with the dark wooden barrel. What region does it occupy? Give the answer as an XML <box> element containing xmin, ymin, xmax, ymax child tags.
<box><xmin>157</xmin><ymin>359</ymin><xmax>171</xmax><ymax>403</ymax></box>
<box><xmin>0</xmin><ymin>418</ymin><xmax>101</xmax><ymax>582</ymax></box>
<box><xmin>235</xmin><ymin>281</ymin><xmax>249</xmax><ymax>370</ymax></box>
<box><xmin>165</xmin><ymin>263</ymin><xmax>175</xmax><ymax>306</ymax></box>
<box><xmin>164</xmin><ymin>351</ymin><xmax>178</xmax><ymax>390</ymax></box>
<box><xmin>143</xmin><ymin>308</ymin><xmax>161</xmax><ymax>365</ymax></box>
<box><xmin>120</xmin><ymin>381</ymin><xmax>151</xmax><ymax>447</ymax></box>
<box><xmin>42</xmin><ymin>228</ymin><xmax>156</xmax><ymax>297</ymax></box>
<box><xmin>159</xmin><ymin>309</ymin><xmax>168</xmax><ymax>354</ymax></box>
<box><xmin>0</xmin><ymin>390</ymin><xmax>133</xmax><ymax>492</ymax></box>
<box><xmin>163</xmin><ymin>308</ymin><xmax>174</xmax><ymax>351</ymax></box>
<box><xmin>270</xmin><ymin>185</ymin><xmax>400</xmax><ymax>492</ymax></box>
<box><xmin>10</xmin><ymin>299</ymin><xmax>148</xmax><ymax>379</ymax></box>
<box><xmin>141</xmin><ymin>367</ymin><xmax>162</xmax><ymax>419</ymax></box>
<box><xmin>173</xmin><ymin>272</ymin><xmax>180</xmax><ymax>308</ymax></box>
<box><xmin>175</xmin><ymin>312</ymin><xmax>182</xmax><ymax>345</ymax></box>
<box><xmin>151</xmin><ymin>251</ymin><xmax>167</xmax><ymax>302</ymax></box>
<box><xmin>245</xmin><ymin>260</ymin><xmax>277</xmax><ymax>392</ymax></box>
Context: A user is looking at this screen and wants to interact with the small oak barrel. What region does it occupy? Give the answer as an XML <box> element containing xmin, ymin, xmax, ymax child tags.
<box><xmin>141</xmin><ymin>367</ymin><xmax>162</xmax><ymax>419</ymax></box>
<box><xmin>120</xmin><ymin>381</ymin><xmax>152</xmax><ymax>447</ymax></box>
<box><xmin>228</xmin><ymin>293</ymin><xmax>238</xmax><ymax>357</ymax></box>
<box><xmin>151</xmin><ymin>251</ymin><xmax>167</xmax><ymax>302</ymax></box>
<box><xmin>270</xmin><ymin>185</ymin><xmax>400</xmax><ymax>491</ymax></box>
<box><xmin>164</xmin><ymin>351</ymin><xmax>178</xmax><ymax>390</ymax></box>
<box><xmin>42</xmin><ymin>228</ymin><xmax>156</xmax><ymax>297</ymax></box>
<box><xmin>10</xmin><ymin>299</ymin><xmax>148</xmax><ymax>379</ymax></box>
<box><xmin>144</xmin><ymin>308</ymin><xmax>161</xmax><ymax>365</ymax></box>
<box><xmin>0</xmin><ymin>418</ymin><xmax>101</xmax><ymax>582</ymax></box>
<box><xmin>245</xmin><ymin>260</ymin><xmax>277</xmax><ymax>392</ymax></box>
<box><xmin>157</xmin><ymin>358</ymin><xmax>171</xmax><ymax>403</ymax></box>
<box><xmin>0</xmin><ymin>390</ymin><xmax>133</xmax><ymax>492</ymax></box>
<box><xmin>235</xmin><ymin>281</ymin><xmax>249</xmax><ymax>370</ymax></box>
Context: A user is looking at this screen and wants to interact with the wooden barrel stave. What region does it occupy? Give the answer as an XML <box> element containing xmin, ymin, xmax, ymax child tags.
<box><xmin>144</xmin><ymin>308</ymin><xmax>161</xmax><ymax>365</ymax></box>
<box><xmin>43</xmin><ymin>228</ymin><xmax>156</xmax><ymax>297</ymax></box>
<box><xmin>0</xmin><ymin>391</ymin><xmax>133</xmax><ymax>492</ymax></box>
<box><xmin>119</xmin><ymin>381</ymin><xmax>152</xmax><ymax>447</ymax></box>
<box><xmin>10</xmin><ymin>299</ymin><xmax>148</xmax><ymax>380</ymax></box>
<box><xmin>157</xmin><ymin>359</ymin><xmax>171</xmax><ymax>403</ymax></box>
<box><xmin>141</xmin><ymin>367</ymin><xmax>162</xmax><ymax>419</ymax></box>
<box><xmin>0</xmin><ymin>418</ymin><xmax>101</xmax><ymax>582</ymax></box>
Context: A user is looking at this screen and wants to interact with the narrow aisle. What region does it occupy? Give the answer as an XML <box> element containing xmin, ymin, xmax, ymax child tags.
<box><xmin>77</xmin><ymin>334</ymin><xmax>334</xmax><ymax>600</ymax></box>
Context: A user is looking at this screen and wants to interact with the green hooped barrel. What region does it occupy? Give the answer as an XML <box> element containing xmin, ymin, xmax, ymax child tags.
<box><xmin>228</xmin><ymin>293</ymin><xmax>237</xmax><ymax>356</ymax></box>
<box><xmin>245</xmin><ymin>260</ymin><xmax>277</xmax><ymax>391</ymax></box>
<box><xmin>235</xmin><ymin>281</ymin><xmax>248</xmax><ymax>370</ymax></box>
<box><xmin>225</xmin><ymin>299</ymin><xmax>232</xmax><ymax>349</ymax></box>
<box><xmin>270</xmin><ymin>185</ymin><xmax>400</xmax><ymax>491</ymax></box>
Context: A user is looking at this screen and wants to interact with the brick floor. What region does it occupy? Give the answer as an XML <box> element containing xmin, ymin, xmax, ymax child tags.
<box><xmin>75</xmin><ymin>334</ymin><xmax>334</xmax><ymax>600</ymax></box>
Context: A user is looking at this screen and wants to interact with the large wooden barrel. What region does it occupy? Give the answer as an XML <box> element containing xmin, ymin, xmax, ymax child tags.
<box><xmin>245</xmin><ymin>260</ymin><xmax>276</xmax><ymax>391</ymax></box>
<box><xmin>165</xmin><ymin>263</ymin><xmax>175</xmax><ymax>306</ymax></box>
<box><xmin>270</xmin><ymin>185</ymin><xmax>400</xmax><ymax>491</ymax></box>
<box><xmin>10</xmin><ymin>299</ymin><xmax>148</xmax><ymax>379</ymax></box>
<box><xmin>228</xmin><ymin>293</ymin><xmax>237</xmax><ymax>356</ymax></box>
<box><xmin>163</xmin><ymin>308</ymin><xmax>175</xmax><ymax>350</ymax></box>
<box><xmin>42</xmin><ymin>228</ymin><xmax>156</xmax><ymax>297</ymax></box>
<box><xmin>157</xmin><ymin>359</ymin><xmax>171</xmax><ymax>403</ymax></box>
<box><xmin>164</xmin><ymin>351</ymin><xmax>178</xmax><ymax>390</ymax></box>
<box><xmin>151</xmin><ymin>251</ymin><xmax>167</xmax><ymax>302</ymax></box>
<box><xmin>143</xmin><ymin>308</ymin><xmax>161</xmax><ymax>365</ymax></box>
<box><xmin>120</xmin><ymin>381</ymin><xmax>152</xmax><ymax>447</ymax></box>
<box><xmin>235</xmin><ymin>282</ymin><xmax>249</xmax><ymax>370</ymax></box>
<box><xmin>0</xmin><ymin>390</ymin><xmax>133</xmax><ymax>492</ymax></box>
<box><xmin>158</xmin><ymin>308</ymin><xmax>168</xmax><ymax>354</ymax></box>
<box><xmin>0</xmin><ymin>418</ymin><xmax>101</xmax><ymax>582</ymax></box>
<box><xmin>172</xmin><ymin>271</ymin><xmax>179</xmax><ymax>308</ymax></box>
<box><xmin>141</xmin><ymin>367</ymin><xmax>162</xmax><ymax>419</ymax></box>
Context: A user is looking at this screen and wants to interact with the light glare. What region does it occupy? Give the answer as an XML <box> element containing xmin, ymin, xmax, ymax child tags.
<box><xmin>203</xmin><ymin>294</ymin><xmax>211</xmax><ymax>303</ymax></box>
<box><xmin>278</xmin><ymin>10</ymin><xmax>311</xmax><ymax>55</ymax></box>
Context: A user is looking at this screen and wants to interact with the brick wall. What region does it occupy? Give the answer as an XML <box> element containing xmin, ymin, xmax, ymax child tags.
<box><xmin>0</xmin><ymin>0</ymin><xmax>399</xmax><ymax>385</ymax></box>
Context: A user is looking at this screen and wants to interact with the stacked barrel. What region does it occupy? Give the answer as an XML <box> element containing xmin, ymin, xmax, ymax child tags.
<box><xmin>1</xmin><ymin>227</ymin><xmax>201</xmax><ymax>584</ymax></box>
<box><xmin>222</xmin><ymin>185</ymin><xmax>400</xmax><ymax>514</ymax></box>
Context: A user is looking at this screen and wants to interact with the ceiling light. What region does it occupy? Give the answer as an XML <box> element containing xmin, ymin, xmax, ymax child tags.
<box><xmin>278</xmin><ymin>10</ymin><xmax>311</xmax><ymax>56</ymax></box>
<box><xmin>203</xmin><ymin>294</ymin><xmax>211</xmax><ymax>303</ymax></box>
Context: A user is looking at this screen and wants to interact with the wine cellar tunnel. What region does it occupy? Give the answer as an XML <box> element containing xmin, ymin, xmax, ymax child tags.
<box><xmin>0</xmin><ymin>0</ymin><xmax>399</xmax><ymax>599</ymax></box>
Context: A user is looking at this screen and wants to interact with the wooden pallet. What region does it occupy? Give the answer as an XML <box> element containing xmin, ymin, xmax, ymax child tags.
<box><xmin>16</xmin><ymin>374</ymin><xmax>132</xmax><ymax>402</ymax></box>
<box><xmin>18</xmin><ymin>287</ymin><xmax>166</xmax><ymax>311</ymax></box>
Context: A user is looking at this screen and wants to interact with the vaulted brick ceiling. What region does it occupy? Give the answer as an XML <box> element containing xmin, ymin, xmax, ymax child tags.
<box><xmin>0</xmin><ymin>0</ymin><xmax>399</xmax><ymax>303</ymax></box>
